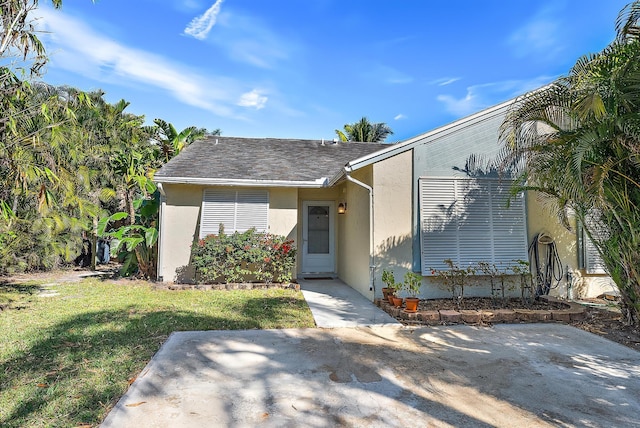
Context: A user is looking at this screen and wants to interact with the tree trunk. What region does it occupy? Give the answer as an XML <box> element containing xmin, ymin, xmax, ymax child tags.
<box><xmin>134</xmin><ymin>243</ymin><xmax>157</xmax><ymax>280</ymax></box>
<box><xmin>126</xmin><ymin>188</ymin><xmax>136</xmax><ymax>226</ymax></box>
<box><xmin>91</xmin><ymin>217</ymin><xmax>97</xmax><ymax>271</ymax></box>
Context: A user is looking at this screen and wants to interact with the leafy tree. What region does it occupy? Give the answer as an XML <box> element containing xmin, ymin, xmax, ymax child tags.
<box><xmin>0</xmin><ymin>81</ymin><xmax>93</xmax><ymax>272</ymax></box>
<box><xmin>0</xmin><ymin>0</ymin><xmax>101</xmax><ymax>273</ymax></box>
<box><xmin>335</xmin><ymin>116</ymin><xmax>393</xmax><ymax>142</ymax></box>
<box><xmin>498</xmin><ymin>1</ymin><xmax>640</xmax><ymax>325</ymax></box>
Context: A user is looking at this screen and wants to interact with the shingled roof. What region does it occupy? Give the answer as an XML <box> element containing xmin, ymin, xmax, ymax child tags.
<box><xmin>154</xmin><ymin>136</ymin><xmax>387</xmax><ymax>187</ymax></box>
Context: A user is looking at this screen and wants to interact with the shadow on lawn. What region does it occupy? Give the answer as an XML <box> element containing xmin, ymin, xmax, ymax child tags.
<box><xmin>0</xmin><ymin>281</ymin><xmax>42</xmax><ymax>310</ymax></box>
<box><xmin>0</xmin><ymin>281</ymin><xmax>42</xmax><ymax>295</ymax></box>
<box><xmin>0</xmin><ymin>293</ymin><xmax>309</xmax><ymax>427</ymax></box>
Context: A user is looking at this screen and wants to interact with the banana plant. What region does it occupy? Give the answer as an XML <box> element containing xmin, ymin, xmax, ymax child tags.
<box><xmin>97</xmin><ymin>191</ymin><xmax>160</xmax><ymax>278</ymax></box>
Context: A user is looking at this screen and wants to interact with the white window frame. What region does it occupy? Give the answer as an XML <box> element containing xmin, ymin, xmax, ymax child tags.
<box><xmin>419</xmin><ymin>177</ymin><xmax>528</xmax><ymax>274</ymax></box>
<box><xmin>199</xmin><ymin>188</ymin><xmax>269</xmax><ymax>238</ymax></box>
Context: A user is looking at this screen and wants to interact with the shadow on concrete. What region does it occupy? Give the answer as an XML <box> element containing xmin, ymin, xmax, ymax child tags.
<box><xmin>102</xmin><ymin>324</ymin><xmax>640</xmax><ymax>427</ymax></box>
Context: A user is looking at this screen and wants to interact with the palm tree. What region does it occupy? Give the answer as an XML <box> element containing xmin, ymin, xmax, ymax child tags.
<box><xmin>335</xmin><ymin>117</ymin><xmax>393</xmax><ymax>142</ymax></box>
<box><xmin>151</xmin><ymin>119</ymin><xmax>214</xmax><ymax>163</ymax></box>
<box><xmin>0</xmin><ymin>0</ymin><xmax>63</xmax><ymax>75</ymax></box>
<box><xmin>498</xmin><ymin>1</ymin><xmax>640</xmax><ymax>326</ymax></box>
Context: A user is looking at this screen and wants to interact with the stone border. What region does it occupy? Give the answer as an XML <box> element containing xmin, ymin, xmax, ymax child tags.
<box><xmin>154</xmin><ymin>283</ymin><xmax>300</xmax><ymax>291</ymax></box>
<box><xmin>375</xmin><ymin>296</ymin><xmax>586</xmax><ymax>325</ymax></box>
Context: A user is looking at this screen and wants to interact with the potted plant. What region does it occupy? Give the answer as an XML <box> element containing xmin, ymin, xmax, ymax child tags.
<box><xmin>402</xmin><ymin>271</ymin><xmax>423</xmax><ymax>312</ymax></box>
<box><xmin>382</xmin><ymin>269</ymin><xmax>400</xmax><ymax>304</ymax></box>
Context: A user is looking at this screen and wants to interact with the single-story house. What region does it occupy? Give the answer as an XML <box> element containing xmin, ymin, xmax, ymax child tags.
<box><xmin>154</xmin><ymin>98</ymin><xmax>615</xmax><ymax>300</ymax></box>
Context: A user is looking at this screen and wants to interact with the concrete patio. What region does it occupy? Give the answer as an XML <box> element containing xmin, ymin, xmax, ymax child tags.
<box><xmin>101</xmin><ymin>323</ymin><xmax>640</xmax><ymax>427</ymax></box>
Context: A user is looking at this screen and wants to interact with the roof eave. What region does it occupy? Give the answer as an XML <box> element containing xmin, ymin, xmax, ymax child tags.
<box><xmin>154</xmin><ymin>176</ymin><xmax>329</xmax><ymax>188</ymax></box>
<box><xmin>327</xmin><ymin>168</ymin><xmax>347</xmax><ymax>187</ymax></box>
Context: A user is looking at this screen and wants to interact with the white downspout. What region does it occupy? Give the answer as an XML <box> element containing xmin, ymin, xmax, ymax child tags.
<box><xmin>343</xmin><ymin>167</ymin><xmax>376</xmax><ymax>298</ymax></box>
<box><xmin>157</xmin><ymin>182</ymin><xmax>166</xmax><ymax>282</ymax></box>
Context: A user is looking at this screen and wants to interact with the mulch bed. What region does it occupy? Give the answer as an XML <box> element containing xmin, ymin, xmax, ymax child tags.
<box><xmin>416</xmin><ymin>297</ymin><xmax>563</xmax><ymax>311</ymax></box>
<box><xmin>569</xmin><ymin>306</ymin><xmax>640</xmax><ymax>352</ymax></box>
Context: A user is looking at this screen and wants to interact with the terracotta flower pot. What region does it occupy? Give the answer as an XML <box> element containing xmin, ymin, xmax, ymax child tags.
<box><xmin>404</xmin><ymin>297</ymin><xmax>420</xmax><ymax>313</ymax></box>
<box><xmin>387</xmin><ymin>292</ymin><xmax>396</xmax><ymax>304</ymax></box>
<box><xmin>382</xmin><ymin>287</ymin><xmax>391</xmax><ymax>300</ymax></box>
<box><xmin>391</xmin><ymin>296</ymin><xmax>403</xmax><ymax>308</ymax></box>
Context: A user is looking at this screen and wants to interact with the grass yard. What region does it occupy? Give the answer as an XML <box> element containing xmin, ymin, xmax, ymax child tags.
<box><xmin>0</xmin><ymin>277</ymin><xmax>315</xmax><ymax>427</ymax></box>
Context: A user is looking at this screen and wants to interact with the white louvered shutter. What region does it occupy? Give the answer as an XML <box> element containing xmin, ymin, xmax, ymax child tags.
<box><xmin>584</xmin><ymin>238</ymin><xmax>607</xmax><ymax>274</ymax></box>
<box><xmin>200</xmin><ymin>189</ymin><xmax>269</xmax><ymax>238</ymax></box>
<box><xmin>235</xmin><ymin>190</ymin><xmax>269</xmax><ymax>233</ymax></box>
<box><xmin>419</xmin><ymin>177</ymin><xmax>527</xmax><ymax>275</ymax></box>
<box><xmin>420</xmin><ymin>178</ymin><xmax>459</xmax><ymax>272</ymax></box>
<box><xmin>582</xmin><ymin>213</ymin><xmax>608</xmax><ymax>274</ymax></box>
<box><xmin>458</xmin><ymin>179</ymin><xmax>490</xmax><ymax>266</ymax></box>
<box><xmin>490</xmin><ymin>180</ymin><xmax>528</xmax><ymax>264</ymax></box>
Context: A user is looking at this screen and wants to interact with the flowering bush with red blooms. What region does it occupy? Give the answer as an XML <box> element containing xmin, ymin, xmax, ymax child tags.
<box><xmin>191</xmin><ymin>225</ymin><xmax>296</xmax><ymax>284</ymax></box>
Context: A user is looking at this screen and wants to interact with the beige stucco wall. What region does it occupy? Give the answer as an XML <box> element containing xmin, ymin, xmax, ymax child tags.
<box><xmin>526</xmin><ymin>192</ymin><xmax>616</xmax><ymax>299</ymax></box>
<box><xmin>337</xmin><ymin>167</ymin><xmax>373</xmax><ymax>299</ymax></box>
<box><xmin>159</xmin><ymin>184</ymin><xmax>299</xmax><ymax>282</ymax></box>
<box><xmin>268</xmin><ymin>188</ymin><xmax>298</xmax><ymax>240</ymax></box>
<box><xmin>372</xmin><ymin>150</ymin><xmax>413</xmax><ymax>298</ymax></box>
<box><xmin>158</xmin><ymin>184</ymin><xmax>203</xmax><ymax>282</ymax></box>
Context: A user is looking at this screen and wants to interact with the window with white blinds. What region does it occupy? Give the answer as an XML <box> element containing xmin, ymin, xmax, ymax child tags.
<box><xmin>199</xmin><ymin>189</ymin><xmax>269</xmax><ymax>238</ymax></box>
<box><xmin>419</xmin><ymin>177</ymin><xmax>528</xmax><ymax>274</ymax></box>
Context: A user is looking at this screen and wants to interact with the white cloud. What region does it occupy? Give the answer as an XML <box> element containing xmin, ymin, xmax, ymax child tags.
<box><xmin>237</xmin><ymin>90</ymin><xmax>267</xmax><ymax>109</ymax></box>
<box><xmin>507</xmin><ymin>7</ymin><xmax>564</xmax><ymax>59</ymax></box>
<box><xmin>437</xmin><ymin>77</ymin><xmax>554</xmax><ymax>117</ymax></box>
<box><xmin>37</xmin><ymin>7</ymin><xmax>251</xmax><ymax>118</ymax></box>
<box><xmin>184</xmin><ymin>0</ymin><xmax>224</xmax><ymax>40</ymax></box>
<box><xmin>437</xmin><ymin>91</ymin><xmax>484</xmax><ymax>117</ymax></box>
<box><xmin>431</xmin><ymin>77</ymin><xmax>460</xmax><ymax>86</ymax></box>
<box><xmin>178</xmin><ymin>0</ymin><xmax>204</xmax><ymax>11</ymax></box>
<box><xmin>208</xmin><ymin>12</ymin><xmax>293</xmax><ymax>69</ymax></box>
<box><xmin>394</xmin><ymin>114</ymin><xmax>406</xmax><ymax>120</ymax></box>
<box><xmin>363</xmin><ymin>64</ymin><xmax>412</xmax><ymax>85</ymax></box>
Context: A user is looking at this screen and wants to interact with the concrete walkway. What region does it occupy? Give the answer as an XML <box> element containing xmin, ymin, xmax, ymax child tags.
<box><xmin>298</xmin><ymin>278</ymin><xmax>400</xmax><ymax>328</ymax></box>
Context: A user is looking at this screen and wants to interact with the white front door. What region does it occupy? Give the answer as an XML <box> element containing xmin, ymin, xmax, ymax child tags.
<box><xmin>302</xmin><ymin>201</ymin><xmax>335</xmax><ymax>273</ymax></box>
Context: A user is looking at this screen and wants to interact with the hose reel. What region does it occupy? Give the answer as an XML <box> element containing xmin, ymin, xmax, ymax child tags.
<box><xmin>529</xmin><ymin>232</ymin><xmax>563</xmax><ymax>297</ymax></box>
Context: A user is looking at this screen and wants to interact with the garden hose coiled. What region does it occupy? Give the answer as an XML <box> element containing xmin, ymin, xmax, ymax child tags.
<box><xmin>528</xmin><ymin>232</ymin><xmax>563</xmax><ymax>297</ymax></box>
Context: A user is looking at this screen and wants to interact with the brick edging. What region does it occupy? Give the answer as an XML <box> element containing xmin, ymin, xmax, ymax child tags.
<box><xmin>375</xmin><ymin>296</ymin><xmax>586</xmax><ymax>325</ymax></box>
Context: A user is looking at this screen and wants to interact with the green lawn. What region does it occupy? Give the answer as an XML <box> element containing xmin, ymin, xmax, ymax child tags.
<box><xmin>0</xmin><ymin>278</ymin><xmax>315</xmax><ymax>427</ymax></box>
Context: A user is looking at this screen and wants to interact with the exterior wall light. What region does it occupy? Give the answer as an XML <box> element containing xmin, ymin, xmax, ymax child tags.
<box><xmin>337</xmin><ymin>202</ymin><xmax>347</xmax><ymax>214</ymax></box>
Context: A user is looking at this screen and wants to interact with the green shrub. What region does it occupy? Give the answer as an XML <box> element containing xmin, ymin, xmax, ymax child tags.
<box><xmin>191</xmin><ymin>227</ymin><xmax>296</xmax><ymax>284</ymax></box>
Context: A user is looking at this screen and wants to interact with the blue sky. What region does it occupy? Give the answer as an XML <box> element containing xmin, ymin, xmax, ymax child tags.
<box><xmin>36</xmin><ymin>0</ymin><xmax>629</xmax><ymax>142</ymax></box>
